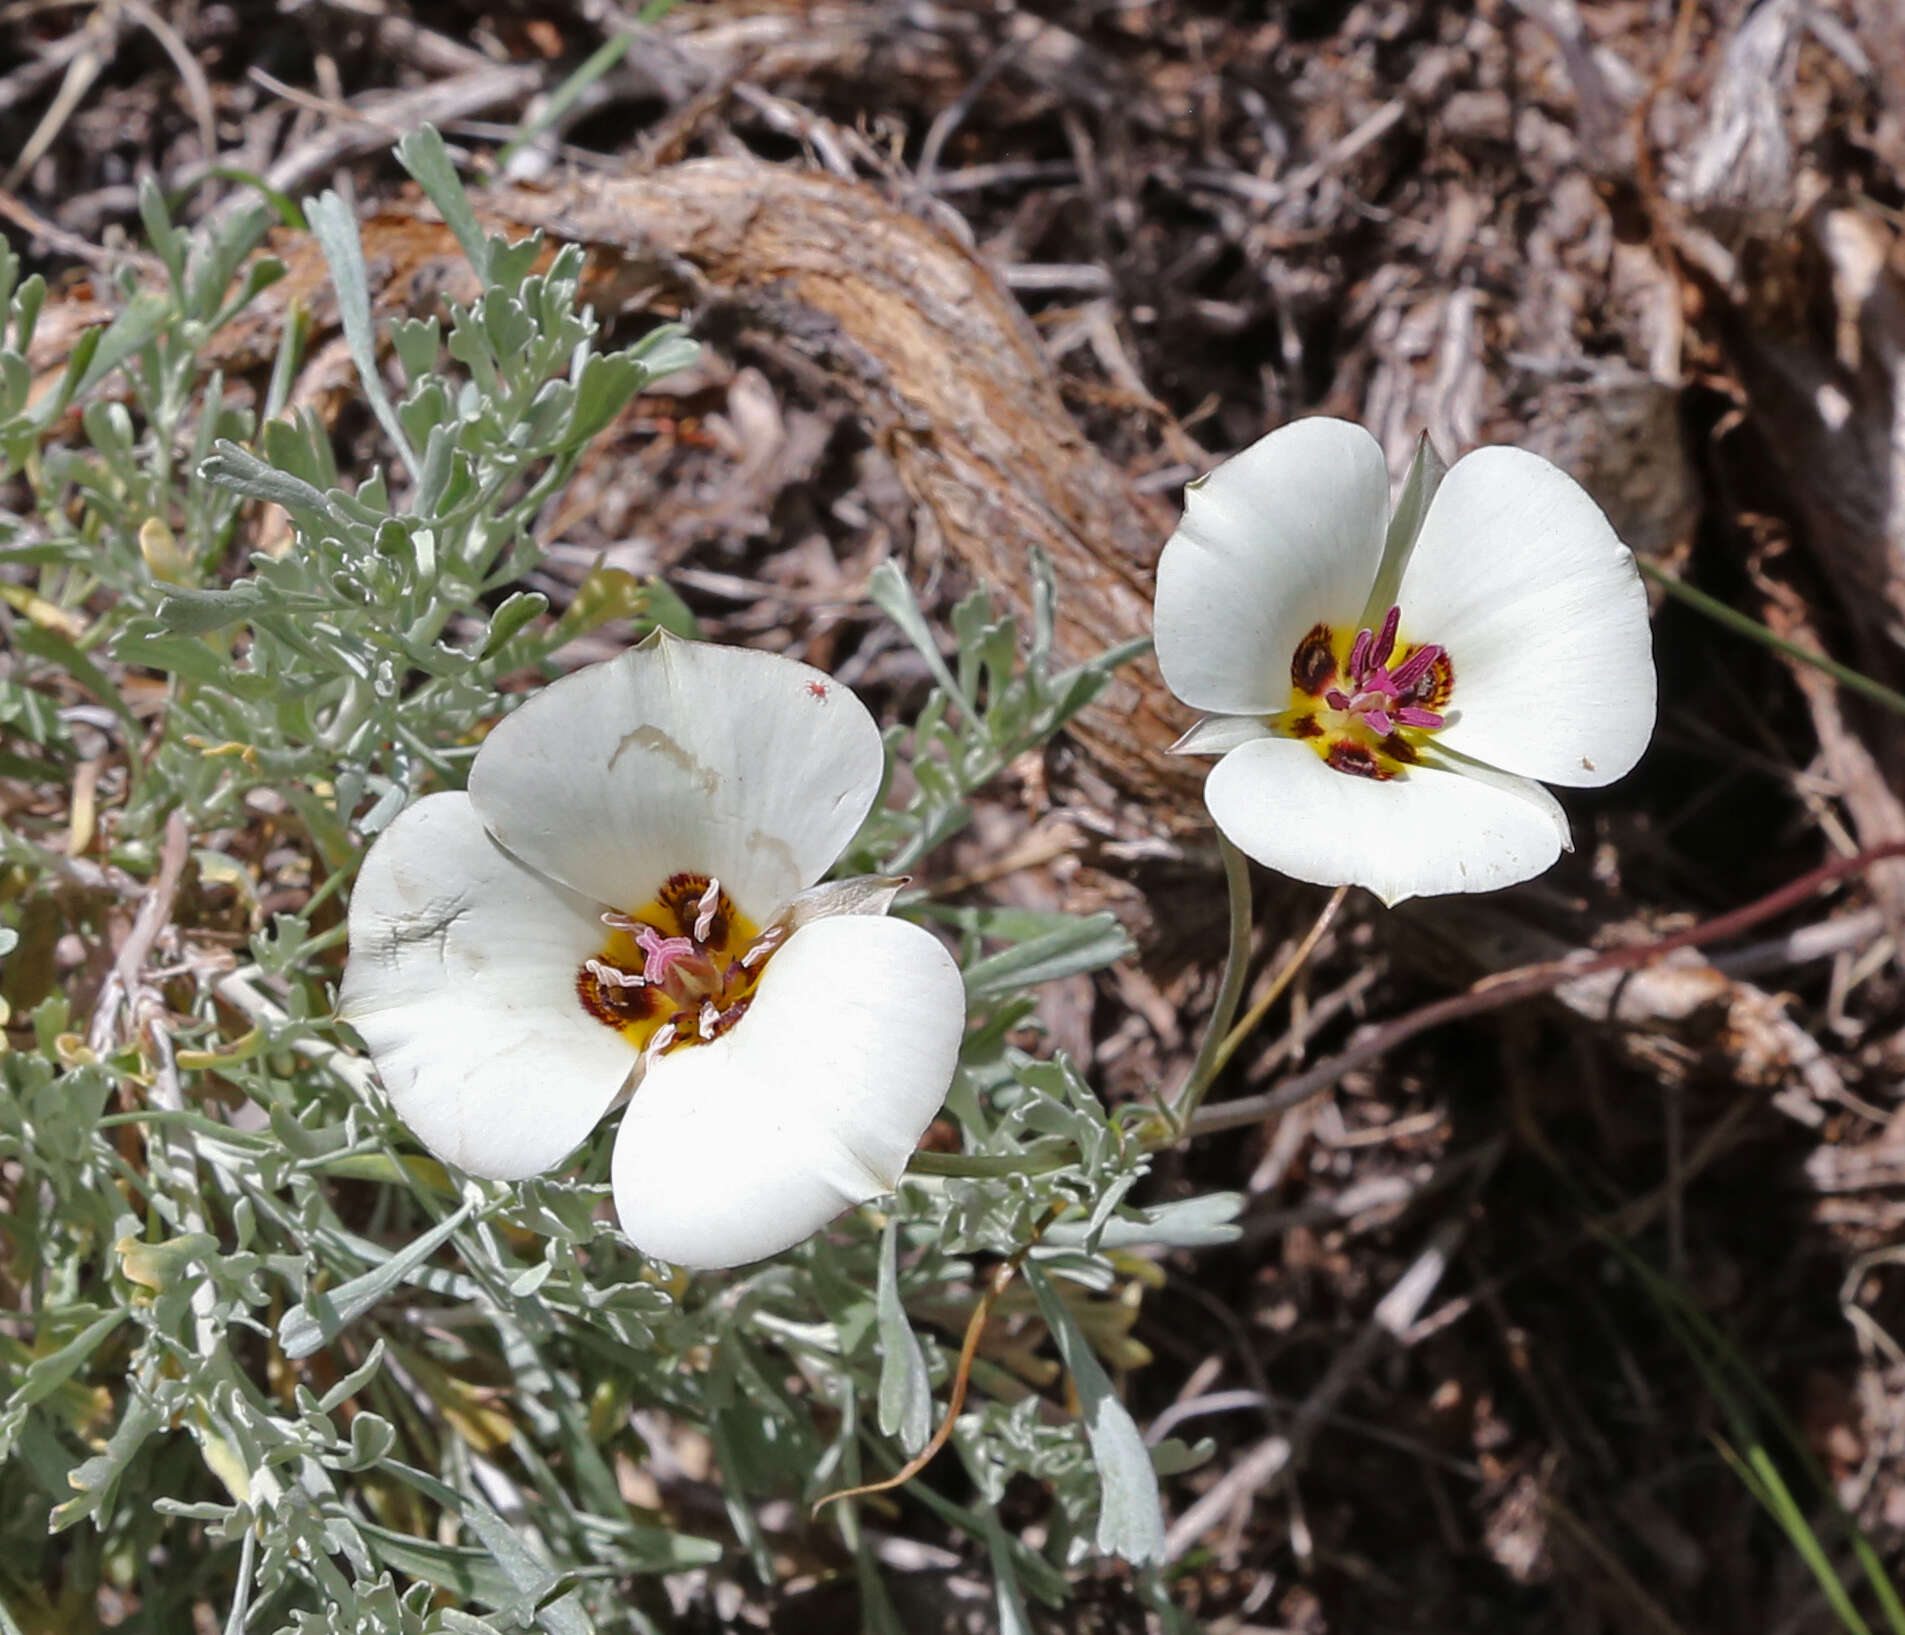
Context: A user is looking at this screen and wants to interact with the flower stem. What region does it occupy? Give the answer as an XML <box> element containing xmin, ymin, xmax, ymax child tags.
<box><xmin>1186</xmin><ymin>837</ymin><xmax>1905</xmax><ymax>1138</ymax></box>
<box><xmin>1162</xmin><ymin>834</ymin><xmax>1255</xmax><ymax>1138</ymax></box>
<box><xmin>1638</xmin><ymin>558</ymin><xmax>1905</xmax><ymax>719</ymax></box>
<box><xmin>1207</xmin><ymin>884</ymin><xmax>1348</xmax><ymax>1083</ymax></box>
<box><xmin>905</xmin><ymin>1144</ymin><xmax>1076</xmax><ymax>1179</ymax></box>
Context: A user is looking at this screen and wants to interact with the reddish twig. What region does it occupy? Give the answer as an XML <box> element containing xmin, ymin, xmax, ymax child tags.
<box><xmin>1188</xmin><ymin>841</ymin><xmax>1905</xmax><ymax>1137</ymax></box>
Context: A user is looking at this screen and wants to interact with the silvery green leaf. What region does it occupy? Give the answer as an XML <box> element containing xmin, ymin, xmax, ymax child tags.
<box><xmin>317</xmin><ymin>1338</ymin><xmax>388</xmax><ymax>1414</ymax></box>
<box><xmin>982</xmin><ymin>1508</ymin><xmax>1035</xmax><ymax>1635</ymax></box>
<box><xmin>137</xmin><ymin>174</ymin><xmax>185</xmax><ymax>281</ymax></box>
<box><xmin>875</xmin><ymin>1221</ymin><xmax>932</xmax><ymax>1454</ymax></box>
<box><xmin>480</xmin><ymin>287</ymin><xmax>535</xmax><ymax>362</ymax></box>
<box><xmin>414</xmin><ymin>421</ymin><xmax>455</xmax><ymax>514</ymax></box>
<box><xmin>35</xmin><ymin>320</ymin><xmax>99</xmax><ymax>422</ymax></box>
<box><xmin>392</xmin><ymin>315</ymin><xmax>442</xmax><ymax>384</ymax></box>
<box><xmin>54</xmin><ymin>289</ymin><xmax>170</xmax><ymax>412</ymax></box>
<box><xmin>305</xmin><ymin>190</ymin><xmax>417</xmax><ymax>478</ymax></box>
<box><xmin>629</xmin><ymin>323</ymin><xmax>699</xmax><ymax>380</ymax></box>
<box><xmin>395</xmin><ymin>126</ymin><xmax>491</xmax><ymax>283</ymax></box>
<box><xmin>261</xmin><ymin>413</ymin><xmax>337</xmax><ymax>492</ymax></box>
<box><xmin>8</xmin><ymin>1309</ymin><xmax>122</xmax><ymax>1408</ymax></box>
<box><xmin>197</xmin><ymin>439</ymin><xmax>329</xmax><ymax>514</ymax></box>
<box><xmin>1</xmin><ymin>350</ymin><xmax>27</xmax><ymax>418</ymax></box>
<box><xmin>961</xmin><ymin>914</ymin><xmax>1134</xmax><ymax>996</ymax></box>
<box><xmin>344</xmin><ymin>1412</ymin><xmax>396</xmax><ymax>1470</ymax></box>
<box><xmin>203</xmin><ymin>257</ymin><xmax>285</xmax><ymax>336</ymax></box>
<box><xmin>1026</xmin><ymin>1264</ymin><xmax>1164</xmax><ymax>1564</ymax></box>
<box><xmin>10</xmin><ymin>272</ymin><xmax>44</xmax><ymax>351</ymax></box>
<box><xmin>1150</xmin><ymin>1436</ymin><xmax>1217</xmax><ymax>1477</ymax></box>
<box><xmin>1044</xmin><ymin>1192</ymin><xmax>1245</xmax><ymax>1251</ymax></box>
<box><xmin>568</xmin><ymin>352</ymin><xmax>644</xmax><ymax>445</ymax></box>
<box><xmin>153</xmin><ymin>582</ymin><xmax>271</xmax><ymax>636</ymax></box>
<box><xmin>50</xmin><ymin>1391</ymin><xmax>163</xmax><ymax>1532</ymax></box>
<box><xmin>509</xmin><ymin>1260</ymin><xmax>554</xmax><ymax>1297</ymax></box>
<box><xmin>278</xmin><ymin>1203</ymin><xmax>472</xmax><ymax>1360</ymax></box>
<box><xmin>869</xmin><ymin>559</ymin><xmax>973</xmax><ymax>717</ymax></box>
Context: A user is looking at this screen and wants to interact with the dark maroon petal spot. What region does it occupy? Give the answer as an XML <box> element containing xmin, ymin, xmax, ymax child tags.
<box><xmin>576</xmin><ymin>964</ymin><xmax>659</xmax><ymax>1028</ymax></box>
<box><xmin>1325</xmin><ymin>740</ymin><xmax>1397</xmax><ymax>781</ymax></box>
<box><xmin>657</xmin><ymin>871</ymin><xmax>731</xmax><ymax>947</ymax></box>
<box><xmin>1290</xmin><ymin>623</ymin><xmax>1338</xmax><ymax>696</ymax></box>
<box><xmin>1404</xmin><ymin>650</ymin><xmax>1454</xmax><ymax>712</ymax></box>
<box><xmin>1379</xmin><ymin>732</ymin><xmax>1419</xmax><ymax>764</ymax></box>
<box><xmin>1290</xmin><ymin>714</ymin><xmax>1324</xmax><ymax>739</ymax></box>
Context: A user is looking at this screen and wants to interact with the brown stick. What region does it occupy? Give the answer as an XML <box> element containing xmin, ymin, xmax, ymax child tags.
<box><xmin>1187</xmin><ymin>840</ymin><xmax>1905</xmax><ymax>1137</ymax></box>
<box><xmin>812</xmin><ymin>1203</ymin><xmax>1063</xmax><ymax>1517</ymax></box>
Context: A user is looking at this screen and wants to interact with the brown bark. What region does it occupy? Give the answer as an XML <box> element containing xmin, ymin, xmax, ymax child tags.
<box><xmin>480</xmin><ymin>161</ymin><xmax>1196</xmax><ymax>815</ymax></box>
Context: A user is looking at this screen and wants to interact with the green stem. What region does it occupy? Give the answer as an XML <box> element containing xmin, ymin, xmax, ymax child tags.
<box><xmin>1640</xmin><ymin>559</ymin><xmax>1905</xmax><ymax>718</ymax></box>
<box><xmin>905</xmin><ymin>1143</ymin><xmax>1076</xmax><ymax>1179</ymax></box>
<box><xmin>1207</xmin><ymin>883</ymin><xmax>1348</xmax><ymax>1083</ymax></box>
<box><xmin>1162</xmin><ymin>833</ymin><xmax>1254</xmax><ymax>1137</ymax></box>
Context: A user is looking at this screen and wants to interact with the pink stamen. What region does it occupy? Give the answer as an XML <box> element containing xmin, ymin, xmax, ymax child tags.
<box><xmin>1369</xmin><ymin>606</ymin><xmax>1400</xmax><ymax>669</ymax></box>
<box><xmin>1320</xmin><ymin>605</ymin><xmax>1450</xmax><ymax>747</ymax></box>
<box><xmin>1389</xmin><ymin>643</ymin><xmax>1442</xmax><ymax>693</ymax></box>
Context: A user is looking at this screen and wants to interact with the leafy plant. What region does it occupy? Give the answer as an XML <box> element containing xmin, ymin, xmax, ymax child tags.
<box><xmin>0</xmin><ymin>129</ymin><xmax>1233</xmax><ymax>1632</ymax></box>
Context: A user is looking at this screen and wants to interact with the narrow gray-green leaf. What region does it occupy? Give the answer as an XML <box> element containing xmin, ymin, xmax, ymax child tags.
<box><xmin>869</xmin><ymin>559</ymin><xmax>973</xmax><ymax>720</ymax></box>
<box><xmin>962</xmin><ymin>913</ymin><xmax>1134</xmax><ymax>997</ymax></box>
<box><xmin>1026</xmin><ymin>1263</ymin><xmax>1164</xmax><ymax>1564</ymax></box>
<box><xmin>278</xmin><ymin>1202</ymin><xmax>473</xmax><ymax>1359</ymax></box>
<box><xmin>197</xmin><ymin>439</ymin><xmax>329</xmax><ymax>515</ymax></box>
<box><xmin>305</xmin><ymin>190</ymin><xmax>417</xmax><ymax>477</ymax></box>
<box><xmin>874</xmin><ymin>1221</ymin><xmax>932</xmax><ymax>1454</ymax></box>
<box><xmin>395</xmin><ymin>126</ymin><xmax>490</xmax><ymax>282</ymax></box>
<box><xmin>1044</xmin><ymin>1192</ymin><xmax>1245</xmax><ymax>1251</ymax></box>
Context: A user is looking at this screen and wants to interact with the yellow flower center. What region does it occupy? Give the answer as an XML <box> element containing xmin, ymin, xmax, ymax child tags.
<box><xmin>1280</xmin><ymin>606</ymin><xmax>1454</xmax><ymax>781</ymax></box>
<box><xmin>574</xmin><ymin>872</ymin><xmax>779</xmax><ymax>1060</ymax></box>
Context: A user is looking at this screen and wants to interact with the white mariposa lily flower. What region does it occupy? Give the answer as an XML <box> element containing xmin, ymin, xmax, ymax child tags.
<box><xmin>337</xmin><ymin>633</ymin><xmax>965</xmax><ymax>1269</ymax></box>
<box><xmin>1154</xmin><ymin>417</ymin><xmax>1656</xmax><ymax>904</ymax></box>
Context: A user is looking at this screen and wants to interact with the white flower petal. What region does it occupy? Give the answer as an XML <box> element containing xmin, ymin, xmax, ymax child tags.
<box><xmin>1396</xmin><ymin>445</ymin><xmax>1656</xmax><ymax>788</ymax></box>
<box><xmin>611</xmin><ymin>915</ymin><xmax>964</xmax><ymax>1269</ymax></box>
<box><xmin>1154</xmin><ymin>417</ymin><xmax>1391</xmax><ymax>715</ymax></box>
<box><xmin>469</xmin><ymin>634</ymin><xmax>886</xmax><ymax>921</ymax></box>
<box><xmin>1171</xmin><ymin>714</ymin><xmax>1275</xmax><ymax>756</ymax></box>
<box><xmin>338</xmin><ymin>793</ymin><xmax>634</xmax><ymax>1180</ymax></box>
<box><xmin>1204</xmin><ymin>736</ymin><xmax>1571</xmax><ymax>906</ymax></box>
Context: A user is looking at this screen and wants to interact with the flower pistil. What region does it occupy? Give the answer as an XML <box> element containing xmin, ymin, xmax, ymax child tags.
<box><xmin>576</xmin><ymin>871</ymin><xmax>781</xmax><ymax>1061</ymax></box>
<box><xmin>1283</xmin><ymin>603</ymin><xmax>1454</xmax><ymax>780</ymax></box>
